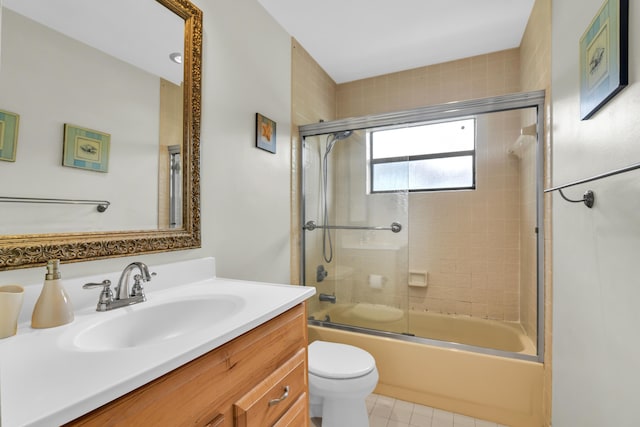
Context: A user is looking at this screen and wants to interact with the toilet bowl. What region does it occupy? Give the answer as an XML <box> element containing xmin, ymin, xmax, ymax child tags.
<box><xmin>308</xmin><ymin>340</ymin><xmax>379</xmax><ymax>427</ymax></box>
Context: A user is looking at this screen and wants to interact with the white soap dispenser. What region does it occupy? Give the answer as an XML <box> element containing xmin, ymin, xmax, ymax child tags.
<box><xmin>31</xmin><ymin>259</ymin><xmax>74</xmax><ymax>328</ymax></box>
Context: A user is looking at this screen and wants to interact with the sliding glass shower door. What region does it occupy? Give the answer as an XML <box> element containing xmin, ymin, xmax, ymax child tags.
<box><xmin>300</xmin><ymin>91</ymin><xmax>545</xmax><ymax>361</ymax></box>
<box><xmin>302</xmin><ymin>130</ymin><xmax>410</xmax><ymax>335</ymax></box>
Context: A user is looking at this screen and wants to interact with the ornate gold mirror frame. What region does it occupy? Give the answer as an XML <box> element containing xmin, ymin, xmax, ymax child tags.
<box><xmin>0</xmin><ymin>0</ymin><xmax>202</xmax><ymax>271</ymax></box>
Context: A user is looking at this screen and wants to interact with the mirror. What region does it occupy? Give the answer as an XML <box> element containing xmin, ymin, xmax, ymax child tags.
<box><xmin>0</xmin><ymin>0</ymin><xmax>202</xmax><ymax>270</ymax></box>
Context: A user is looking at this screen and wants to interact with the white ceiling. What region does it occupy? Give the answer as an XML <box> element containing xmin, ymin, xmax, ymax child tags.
<box><xmin>257</xmin><ymin>0</ymin><xmax>536</xmax><ymax>83</ymax></box>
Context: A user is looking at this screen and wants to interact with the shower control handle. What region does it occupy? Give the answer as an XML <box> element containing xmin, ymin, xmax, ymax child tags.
<box><xmin>316</xmin><ymin>265</ymin><xmax>328</xmax><ymax>282</ymax></box>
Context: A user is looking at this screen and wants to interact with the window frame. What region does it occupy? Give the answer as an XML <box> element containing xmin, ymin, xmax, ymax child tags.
<box><xmin>368</xmin><ymin>118</ymin><xmax>477</xmax><ymax>193</ymax></box>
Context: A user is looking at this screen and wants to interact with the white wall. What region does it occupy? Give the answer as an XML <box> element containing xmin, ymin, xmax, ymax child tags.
<box><xmin>0</xmin><ymin>0</ymin><xmax>292</xmax><ymax>286</ymax></box>
<box><xmin>552</xmin><ymin>1</ymin><xmax>640</xmax><ymax>426</ymax></box>
<box><xmin>198</xmin><ymin>0</ymin><xmax>292</xmax><ymax>283</ymax></box>
<box><xmin>0</xmin><ymin>10</ymin><xmax>159</xmax><ymax>233</ymax></box>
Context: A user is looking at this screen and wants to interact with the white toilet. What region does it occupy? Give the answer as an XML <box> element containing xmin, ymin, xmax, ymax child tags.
<box><xmin>308</xmin><ymin>340</ymin><xmax>379</xmax><ymax>427</ymax></box>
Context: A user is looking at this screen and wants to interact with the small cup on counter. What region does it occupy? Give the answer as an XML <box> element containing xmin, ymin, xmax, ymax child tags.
<box><xmin>0</xmin><ymin>285</ymin><xmax>25</xmax><ymax>338</ymax></box>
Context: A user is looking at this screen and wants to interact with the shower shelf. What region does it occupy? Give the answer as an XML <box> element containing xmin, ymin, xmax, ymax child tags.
<box><xmin>303</xmin><ymin>220</ymin><xmax>402</xmax><ymax>233</ymax></box>
<box><xmin>544</xmin><ymin>160</ymin><xmax>640</xmax><ymax>208</ymax></box>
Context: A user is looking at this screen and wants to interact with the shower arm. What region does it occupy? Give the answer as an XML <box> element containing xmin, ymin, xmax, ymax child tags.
<box><xmin>303</xmin><ymin>221</ymin><xmax>402</xmax><ymax>233</ymax></box>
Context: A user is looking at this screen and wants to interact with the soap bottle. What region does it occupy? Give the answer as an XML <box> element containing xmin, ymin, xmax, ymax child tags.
<box><xmin>31</xmin><ymin>259</ymin><xmax>74</xmax><ymax>328</ymax></box>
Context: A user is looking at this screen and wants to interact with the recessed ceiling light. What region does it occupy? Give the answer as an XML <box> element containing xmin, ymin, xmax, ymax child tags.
<box><xmin>169</xmin><ymin>52</ymin><xmax>182</xmax><ymax>64</ymax></box>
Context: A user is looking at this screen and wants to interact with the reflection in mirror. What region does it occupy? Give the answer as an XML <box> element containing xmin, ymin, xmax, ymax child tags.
<box><xmin>0</xmin><ymin>0</ymin><xmax>202</xmax><ymax>269</ymax></box>
<box><xmin>0</xmin><ymin>0</ymin><xmax>184</xmax><ymax>233</ymax></box>
<box><xmin>167</xmin><ymin>145</ymin><xmax>183</xmax><ymax>229</ymax></box>
<box><xmin>158</xmin><ymin>79</ymin><xmax>185</xmax><ymax>230</ymax></box>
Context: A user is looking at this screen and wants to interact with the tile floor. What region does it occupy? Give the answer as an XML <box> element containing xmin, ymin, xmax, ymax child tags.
<box><xmin>311</xmin><ymin>393</ymin><xmax>511</xmax><ymax>427</ymax></box>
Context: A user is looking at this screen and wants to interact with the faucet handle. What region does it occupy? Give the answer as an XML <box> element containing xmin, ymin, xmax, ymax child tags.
<box><xmin>131</xmin><ymin>274</ymin><xmax>145</xmax><ymax>297</ymax></box>
<box><xmin>130</xmin><ymin>272</ymin><xmax>155</xmax><ymax>297</ymax></box>
<box><xmin>83</xmin><ymin>279</ymin><xmax>112</xmax><ymax>288</ymax></box>
<box><xmin>83</xmin><ymin>280</ymin><xmax>114</xmax><ymax>311</ymax></box>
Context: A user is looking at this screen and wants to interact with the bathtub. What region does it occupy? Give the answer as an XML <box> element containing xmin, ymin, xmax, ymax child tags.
<box><xmin>308</xmin><ymin>304</ymin><xmax>543</xmax><ymax>427</ymax></box>
<box><xmin>310</xmin><ymin>303</ymin><xmax>535</xmax><ymax>355</ymax></box>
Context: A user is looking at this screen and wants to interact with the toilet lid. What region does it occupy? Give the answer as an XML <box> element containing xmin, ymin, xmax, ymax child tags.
<box><xmin>308</xmin><ymin>341</ymin><xmax>376</xmax><ymax>379</ymax></box>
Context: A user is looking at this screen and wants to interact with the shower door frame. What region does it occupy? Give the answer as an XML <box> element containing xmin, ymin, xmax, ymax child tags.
<box><xmin>299</xmin><ymin>90</ymin><xmax>546</xmax><ymax>363</ymax></box>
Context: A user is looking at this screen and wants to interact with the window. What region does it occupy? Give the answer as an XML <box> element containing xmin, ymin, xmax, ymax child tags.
<box><xmin>369</xmin><ymin>118</ymin><xmax>476</xmax><ymax>192</ymax></box>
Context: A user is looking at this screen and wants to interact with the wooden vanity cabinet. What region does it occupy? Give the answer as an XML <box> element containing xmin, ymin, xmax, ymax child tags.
<box><xmin>66</xmin><ymin>303</ymin><xmax>309</xmax><ymax>427</ymax></box>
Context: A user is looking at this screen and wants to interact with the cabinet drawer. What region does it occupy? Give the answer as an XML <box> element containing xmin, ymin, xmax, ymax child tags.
<box><xmin>273</xmin><ymin>393</ymin><xmax>308</xmax><ymax>427</ymax></box>
<box><xmin>234</xmin><ymin>349</ymin><xmax>307</xmax><ymax>427</ymax></box>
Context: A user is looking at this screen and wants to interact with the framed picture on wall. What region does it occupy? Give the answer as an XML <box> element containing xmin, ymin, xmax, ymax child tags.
<box><xmin>62</xmin><ymin>124</ymin><xmax>110</xmax><ymax>172</ymax></box>
<box><xmin>256</xmin><ymin>113</ymin><xmax>276</xmax><ymax>154</ymax></box>
<box><xmin>0</xmin><ymin>109</ymin><xmax>20</xmax><ymax>162</ymax></box>
<box><xmin>579</xmin><ymin>0</ymin><xmax>628</xmax><ymax>120</ymax></box>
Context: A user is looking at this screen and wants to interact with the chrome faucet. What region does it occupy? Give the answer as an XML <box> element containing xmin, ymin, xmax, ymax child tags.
<box><xmin>83</xmin><ymin>262</ymin><xmax>155</xmax><ymax>311</ymax></box>
<box><xmin>116</xmin><ymin>262</ymin><xmax>153</xmax><ymax>300</ymax></box>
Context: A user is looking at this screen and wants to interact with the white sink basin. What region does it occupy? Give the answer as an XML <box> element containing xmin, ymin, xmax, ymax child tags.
<box><xmin>62</xmin><ymin>295</ymin><xmax>244</xmax><ymax>351</ymax></box>
<box><xmin>1</xmin><ymin>258</ymin><xmax>317</xmax><ymax>427</ymax></box>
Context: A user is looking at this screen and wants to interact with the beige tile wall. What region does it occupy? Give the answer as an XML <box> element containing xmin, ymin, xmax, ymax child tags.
<box><xmin>337</xmin><ymin>49</ymin><xmax>520</xmax><ymax>118</ymax></box>
<box><xmin>291</xmin><ymin>1</ymin><xmax>551</xmax><ymax>421</ymax></box>
<box><xmin>519</xmin><ymin>0</ymin><xmax>552</xmax><ymax>425</ymax></box>
<box><xmin>290</xmin><ymin>38</ymin><xmax>337</xmax><ymax>286</ymax></box>
<box><xmin>294</xmin><ymin>42</ymin><xmax>552</xmax><ymax>328</ymax></box>
<box><xmin>291</xmin><ymin>39</ymin><xmax>337</xmax><ymax>126</ymax></box>
<box><xmin>407</xmin><ymin>111</ymin><xmax>523</xmax><ymax>321</ymax></box>
<box><xmin>335</xmin><ymin>50</ymin><xmax>525</xmax><ymax>322</ymax></box>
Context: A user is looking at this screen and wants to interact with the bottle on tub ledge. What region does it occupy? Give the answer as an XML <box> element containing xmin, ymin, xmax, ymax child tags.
<box><xmin>31</xmin><ymin>259</ymin><xmax>74</xmax><ymax>328</ymax></box>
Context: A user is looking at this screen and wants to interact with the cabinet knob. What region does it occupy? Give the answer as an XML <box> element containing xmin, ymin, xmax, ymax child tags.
<box><xmin>268</xmin><ymin>385</ymin><xmax>290</xmax><ymax>407</ymax></box>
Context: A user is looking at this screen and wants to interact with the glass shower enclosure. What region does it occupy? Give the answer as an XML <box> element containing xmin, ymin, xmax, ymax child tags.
<box><xmin>300</xmin><ymin>91</ymin><xmax>545</xmax><ymax>362</ymax></box>
<box><xmin>303</xmin><ymin>127</ymin><xmax>410</xmax><ymax>333</ymax></box>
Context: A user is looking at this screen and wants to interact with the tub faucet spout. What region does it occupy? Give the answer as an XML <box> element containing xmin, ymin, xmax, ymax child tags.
<box><xmin>319</xmin><ymin>293</ymin><xmax>336</xmax><ymax>304</ymax></box>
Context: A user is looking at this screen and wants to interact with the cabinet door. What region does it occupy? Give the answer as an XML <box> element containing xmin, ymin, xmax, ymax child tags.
<box><xmin>234</xmin><ymin>349</ymin><xmax>307</xmax><ymax>427</ymax></box>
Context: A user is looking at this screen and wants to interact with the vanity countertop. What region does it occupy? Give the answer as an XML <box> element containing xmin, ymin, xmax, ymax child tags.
<box><xmin>0</xmin><ymin>258</ymin><xmax>315</xmax><ymax>427</ymax></box>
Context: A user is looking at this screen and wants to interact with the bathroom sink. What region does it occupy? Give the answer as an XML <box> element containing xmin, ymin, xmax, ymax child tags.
<box><xmin>63</xmin><ymin>295</ymin><xmax>244</xmax><ymax>351</ymax></box>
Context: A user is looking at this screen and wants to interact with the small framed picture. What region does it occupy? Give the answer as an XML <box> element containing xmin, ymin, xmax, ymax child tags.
<box><xmin>62</xmin><ymin>124</ymin><xmax>110</xmax><ymax>172</ymax></box>
<box><xmin>256</xmin><ymin>113</ymin><xmax>276</xmax><ymax>154</ymax></box>
<box><xmin>579</xmin><ymin>0</ymin><xmax>628</xmax><ymax>120</ymax></box>
<box><xmin>0</xmin><ymin>109</ymin><xmax>20</xmax><ymax>162</ymax></box>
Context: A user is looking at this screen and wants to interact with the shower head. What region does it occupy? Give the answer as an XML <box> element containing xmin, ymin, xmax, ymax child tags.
<box><xmin>325</xmin><ymin>130</ymin><xmax>353</xmax><ymax>157</ymax></box>
<box><xmin>331</xmin><ymin>130</ymin><xmax>353</xmax><ymax>140</ymax></box>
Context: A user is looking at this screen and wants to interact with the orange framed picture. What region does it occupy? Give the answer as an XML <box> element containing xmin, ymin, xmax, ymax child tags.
<box><xmin>256</xmin><ymin>113</ymin><xmax>276</xmax><ymax>154</ymax></box>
